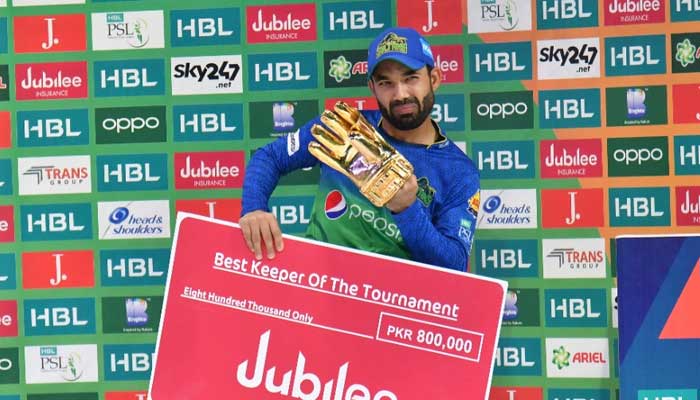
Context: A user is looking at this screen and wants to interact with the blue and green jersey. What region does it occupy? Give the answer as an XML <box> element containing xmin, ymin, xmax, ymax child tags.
<box><xmin>242</xmin><ymin>110</ymin><xmax>480</xmax><ymax>271</ymax></box>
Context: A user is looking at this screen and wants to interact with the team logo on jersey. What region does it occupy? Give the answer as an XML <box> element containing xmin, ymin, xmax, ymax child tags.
<box><xmin>469</xmin><ymin>191</ymin><xmax>481</xmax><ymax>217</ymax></box>
<box><xmin>324</xmin><ymin>190</ymin><xmax>347</xmax><ymax>220</ymax></box>
<box><xmin>416</xmin><ymin>177</ymin><xmax>435</xmax><ymax>207</ymax></box>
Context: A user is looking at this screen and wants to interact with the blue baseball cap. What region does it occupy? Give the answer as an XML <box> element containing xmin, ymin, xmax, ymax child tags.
<box><xmin>367</xmin><ymin>27</ymin><xmax>435</xmax><ymax>77</ymax></box>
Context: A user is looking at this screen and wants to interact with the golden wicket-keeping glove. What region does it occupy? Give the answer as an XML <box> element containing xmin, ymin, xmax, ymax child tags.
<box><xmin>308</xmin><ymin>101</ymin><xmax>414</xmax><ymax>207</ymax></box>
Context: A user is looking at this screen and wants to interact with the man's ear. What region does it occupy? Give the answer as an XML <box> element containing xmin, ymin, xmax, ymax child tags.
<box><xmin>368</xmin><ymin>77</ymin><xmax>376</xmax><ymax>96</ymax></box>
<box><xmin>429</xmin><ymin>67</ymin><xmax>442</xmax><ymax>91</ymax></box>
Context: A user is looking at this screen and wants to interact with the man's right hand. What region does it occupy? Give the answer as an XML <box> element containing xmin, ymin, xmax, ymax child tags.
<box><xmin>239</xmin><ymin>210</ymin><xmax>284</xmax><ymax>260</ymax></box>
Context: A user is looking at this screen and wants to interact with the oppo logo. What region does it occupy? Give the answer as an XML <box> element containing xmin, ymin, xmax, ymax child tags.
<box><xmin>613</xmin><ymin>148</ymin><xmax>663</xmax><ymax>165</ymax></box>
<box><xmin>103</xmin><ymin>117</ymin><xmax>160</xmax><ymax>133</ymax></box>
<box><xmin>0</xmin><ymin>357</ymin><xmax>11</xmax><ymax>371</ymax></box>
<box><xmin>477</xmin><ymin>102</ymin><xmax>528</xmax><ymax>119</ymax></box>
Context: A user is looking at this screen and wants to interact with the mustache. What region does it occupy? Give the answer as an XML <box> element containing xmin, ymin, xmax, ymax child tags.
<box><xmin>390</xmin><ymin>97</ymin><xmax>420</xmax><ymax>109</ymax></box>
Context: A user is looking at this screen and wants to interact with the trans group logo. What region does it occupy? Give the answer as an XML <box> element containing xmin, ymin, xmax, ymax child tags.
<box><xmin>542</xmin><ymin>238</ymin><xmax>606</xmax><ymax>279</ymax></box>
<box><xmin>13</xmin><ymin>14</ymin><xmax>86</xmax><ymax>53</ymax></box>
<box><xmin>170</xmin><ymin>8</ymin><xmax>241</xmax><ymax>47</ymax></box>
<box><xmin>537</xmin><ymin>38</ymin><xmax>600</xmax><ymax>79</ymax></box>
<box><xmin>171</xmin><ymin>55</ymin><xmax>242</xmax><ymax>95</ymax></box>
<box><xmin>91</xmin><ymin>11</ymin><xmax>165</xmax><ymax>50</ymax></box>
<box><xmin>97</xmin><ymin>200</ymin><xmax>170</xmax><ymax>240</ymax></box>
<box><xmin>15</xmin><ymin>61</ymin><xmax>87</xmax><ymax>101</ymax></box>
<box><xmin>324</xmin><ymin>190</ymin><xmax>347</xmax><ymax>220</ymax></box>
<box><xmin>18</xmin><ymin>155</ymin><xmax>91</xmax><ymax>196</ymax></box>
<box><xmin>467</xmin><ymin>0</ymin><xmax>533</xmax><ymax>33</ymax></box>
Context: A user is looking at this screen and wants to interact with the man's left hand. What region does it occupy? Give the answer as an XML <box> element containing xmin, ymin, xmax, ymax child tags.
<box><xmin>386</xmin><ymin>174</ymin><xmax>418</xmax><ymax>214</ymax></box>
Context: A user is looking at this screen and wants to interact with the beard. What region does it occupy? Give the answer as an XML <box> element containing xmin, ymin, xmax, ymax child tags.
<box><xmin>379</xmin><ymin>90</ymin><xmax>435</xmax><ymax>131</ymax></box>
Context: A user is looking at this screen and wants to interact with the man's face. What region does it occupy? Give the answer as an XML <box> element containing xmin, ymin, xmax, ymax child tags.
<box><xmin>369</xmin><ymin>60</ymin><xmax>438</xmax><ymax>131</ymax></box>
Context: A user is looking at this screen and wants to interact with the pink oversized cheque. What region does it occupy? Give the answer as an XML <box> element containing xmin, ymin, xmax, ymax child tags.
<box><xmin>149</xmin><ymin>213</ymin><xmax>507</xmax><ymax>400</ymax></box>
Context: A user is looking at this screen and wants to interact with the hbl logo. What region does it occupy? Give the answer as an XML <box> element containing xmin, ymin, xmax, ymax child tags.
<box><xmin>248</xmin><ymin>53</ymin><xmax>317</xmax><ymax>91</ymax></box>
<box><xmin>170</xmin><ymin>8</ymin><xmax>240</xmax><ymax>47</ymax></box>
<box><xmin>94</xmin><ymin>59</ymin><xmax>164</xmax><ymax>97</ymax></box>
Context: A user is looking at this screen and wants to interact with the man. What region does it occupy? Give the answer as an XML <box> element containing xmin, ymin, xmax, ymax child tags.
<box><xmin>239</xmin><ymin>27</ymin><xmax>480</xmax><ymax>271</ymax></box>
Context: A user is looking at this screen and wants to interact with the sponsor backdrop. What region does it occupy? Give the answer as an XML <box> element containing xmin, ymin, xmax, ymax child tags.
<box><xmin>617</xmin><ymin>236</ymin><xmax>700</xmax><ymax>400</ymax></box>
<box><xmin>0</xmin><ymin>0</ymin><xmax>697</xmax><ymax>398</ymax></box>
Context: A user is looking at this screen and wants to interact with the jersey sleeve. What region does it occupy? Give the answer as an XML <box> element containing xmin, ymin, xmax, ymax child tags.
<box><xmin>392</xmin><ymin>164</ymin><xmax>480</xmax><ymax>272</ymax></box>
<box><xmin>241</xmin><ymin>117</ymin><xmax>321</xmax><ymax>215</ymax></box>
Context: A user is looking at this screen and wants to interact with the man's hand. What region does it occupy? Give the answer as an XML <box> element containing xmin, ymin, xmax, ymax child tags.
<box><xmin>385</xmin><ymin>174</ymin><xmax>418</xmax><ymax>214</ymax></box>
<box><xmin>239</xmin><ymin>210</ymin><xmax>284</xmax><ymax>260</ymax></box>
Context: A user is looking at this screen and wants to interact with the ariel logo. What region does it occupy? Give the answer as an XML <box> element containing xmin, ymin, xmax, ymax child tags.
<box><xmin>328</xmin><ymin>55</ymin><xmax>352</xmax><ymax>83</ymax></box>
<box><xmin>416</xmin><ymin>177</ymin><xmax>435</xmax><ymax>207</ymax></box>
<box><xmin>676</xmin><ymin>38</ymin><xmax>699</xmax><ymax>68</ymax></box>
<box><xmin>375</xmin><ymin>32</ymin><xmax>408</xmax><ymax>58</ymax></box>
<box><xmin>552</xmin><ymin>346</ymin><xmax>571</xmax><ymax>370</ymax></box>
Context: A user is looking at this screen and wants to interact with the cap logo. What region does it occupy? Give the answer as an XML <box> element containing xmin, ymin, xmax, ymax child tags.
<box><xmin>375</xmin><ymin>33</ymin><xmax>408</xmax><ymax>58</ymax></box>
